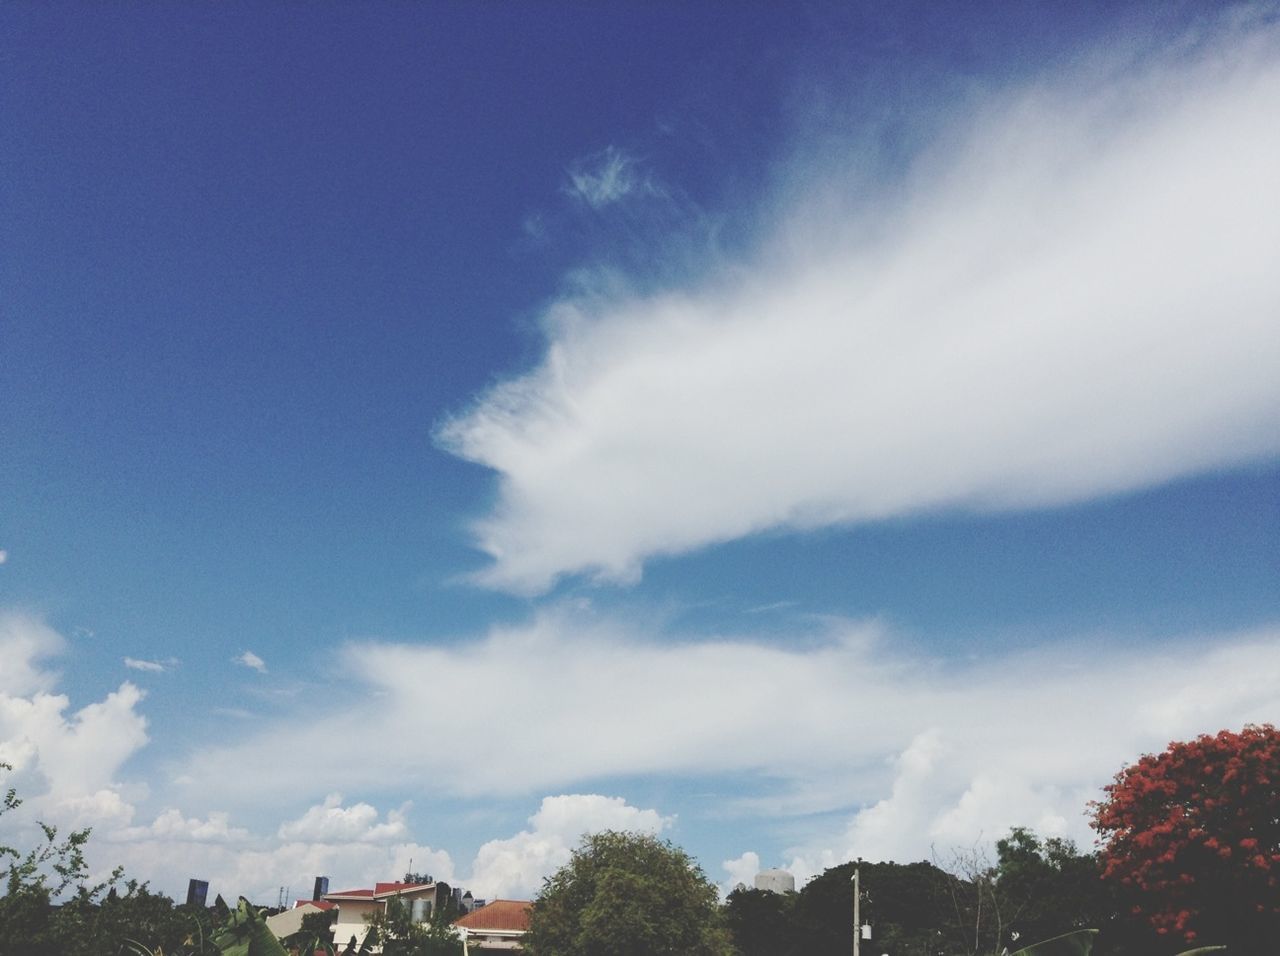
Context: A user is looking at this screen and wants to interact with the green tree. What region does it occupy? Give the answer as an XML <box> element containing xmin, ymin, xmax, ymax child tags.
<box><xmin>282</xmin><ymin>907</ymin><xmax>340</xmax><ymax>955</ymax></box>
<box><xmin>724</xmin><ymin>886</ymin><xmax>798</xmax><ymax>956</ymax></box>
<box><xmin>791</xmin><ymin>859</ymin><xmax>951</xmax><ymax>956</ymax></box>
<box><xmin>525</xmin><ymin>830</ymin><xmax>732</xmax><ymax>956</ymax></box>
<box><xmin>0</xmin><ymin>762</ymin><xmax>122</xmax><ymax>956</ymax></box>
<box><xmin>364</xmin><ymin>895</ymin><xmax>463</xmax><ymax>956</ymax></box>
<box><xmin>993</xmin><ymin>828</ymin><xmax>1113</xmax><ymax>949</ymax></box>
<box><xmin>74</xmin><ymin>883</ymin><xmax>214</xmax><ymax>955</ymax></box>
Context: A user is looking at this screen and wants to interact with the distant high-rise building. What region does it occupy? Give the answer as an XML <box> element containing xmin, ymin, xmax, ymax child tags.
<box><xmin>313</xmin><ymin>876</ymin><xmax>329</xmax><ymax>901</ymax></box>
<box><xmin>186</xmin><ymin>879</ymin><xmax>210</xmax><ymax>907</ymax></box>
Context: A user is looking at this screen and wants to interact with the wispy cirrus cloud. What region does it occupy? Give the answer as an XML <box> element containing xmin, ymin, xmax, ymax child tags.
<box><xmin>563</xmin><ymin>145</ymin><xmax>661</xmax><ymax>209</ymax></box>
<box><xmin>440</xmin><ymin>20</ymin><xmax>1280</xmax><ymax>595</ymax></box>
<box><xmin>124</xmin><ymin>657</ymin><xmax>177</xmax><ymax>674</ymax></box>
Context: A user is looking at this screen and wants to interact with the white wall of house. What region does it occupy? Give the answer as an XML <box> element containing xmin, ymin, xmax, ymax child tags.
<box><xmin>331</xmin><ymin>899</ymin><xmax>378</xmax><ymax>950</ymax></box>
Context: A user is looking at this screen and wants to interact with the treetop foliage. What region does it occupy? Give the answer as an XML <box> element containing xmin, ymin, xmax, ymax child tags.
<box><xmin>1092</xmin><ymin>723</ymin><xmax>1280</xmax><ymax>950</ymax></box>
<box><xmin>526</xmin><ymin>830</ymin><xmax>732</xmax><ymax>956</ymax></box>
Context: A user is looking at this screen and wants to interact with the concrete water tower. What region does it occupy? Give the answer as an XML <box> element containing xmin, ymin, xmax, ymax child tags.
<box><xmin>753</xmin><ymin>868</ymin><xmax>796</xmax><ymax>894</ymax></box>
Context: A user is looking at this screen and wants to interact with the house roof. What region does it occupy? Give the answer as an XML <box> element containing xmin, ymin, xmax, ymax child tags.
<box><xmin>324</xmin><ymin>881</ymin><xmax>434</xmax><ymax>902</ymax></box>
<box><xmin>293</xmin><ymin>899</ymin><xmax>336</xmax><ymax>910</ymax></box>
<box><xmin>374</xmin><ymin>881</ymin><xmax>433</xmax><ymax>897</ymax></box>
<box><xmin>324</xmin><ymin>888</ymin><xmax>375</xmax><ymax>900</ymax></box>
<box><xmin>454</xmin><ymin>900</ymin><xmax>532</xmax><ymax>933</ymax></box>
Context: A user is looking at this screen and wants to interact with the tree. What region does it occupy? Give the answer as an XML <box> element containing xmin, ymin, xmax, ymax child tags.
<box><xmin>0</xmin><ymin>764</ymin><xmax>226</xmax><ymax>956</ymax></box>
<box><xmin>790</xmin><ymin>858</ymin><xmax>952</xmax><ymax>956</ymax></box>
<box><xmin>0</xmin><ymin>762</ymin><xmax>123</xmax><ymax>956</ymax></box>
<box><xmin>1092</xmin><ymin>724</ymin><xmax>1280</xmax><ymax>953</ymax></box>
<box><xmin>282</xmin><ymin>907</ymin><xmax>340</xmax><ymax>955</ymax></box>
<box><xmin>724</xmin><ymin>886</ymin><xmax>798</xmax><ymax>956</ymax></box>
<box><xmin>363</xmin><ymin>895</ymin><xmax>463</xmax><ymax>956</ymax></box>
<box><xmin>524</xmin><ymin>830</ymin><xmax>732</xmax><ymax>956</ymax></box>
<box><xmin>992</xmin><ymin>828</ymin><xmax>1113</xmax><ymax>949</ymax></box>
<box><xmin>934</xmin><ymin>843</ymin><xmax>1015</xmax><ymax>956</ymax></box>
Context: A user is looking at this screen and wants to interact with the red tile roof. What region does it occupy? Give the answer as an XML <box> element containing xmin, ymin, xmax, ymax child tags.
<box><xmin>454</xmin><ymin>900</ymin><xmax>532</xmax><ymax>932</ymax></box>
<box><xmin>325</xmin><ymin>881</ymin><xmax>434</xmax><ymax>901</ymax></box>
<box><xmin>374</xmin><ymin>881</ymin><xmax>433</xmax><ymax>896</ymax></box>
<box><xmin>293</xmin><ymin>899</ymin><xmax>337</xmax><ymax>910</ymax></box>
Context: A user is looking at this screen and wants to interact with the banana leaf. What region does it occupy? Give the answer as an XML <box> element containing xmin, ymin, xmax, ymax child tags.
<box><xmin>1010</xmin><ymin>928</ymin><xmax>1098</xmax><ymax>956</ymax></box>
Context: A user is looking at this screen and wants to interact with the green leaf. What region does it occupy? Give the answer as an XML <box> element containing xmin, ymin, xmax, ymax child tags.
<box><xmin>1010</xmin><ymin>927</ymin><xmax>1099</xmax><ymax>956</ymax></box>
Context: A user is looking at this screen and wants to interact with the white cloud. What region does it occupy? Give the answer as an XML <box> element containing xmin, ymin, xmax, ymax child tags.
<box><xmin>721</xmin><ymin>850</ymin><xmax>760</xmax><ymax>895</ymax></box>
<box><xmin>0</xmin><ymin>614</ymin><xmax>151</xmax><ymax>884</ymax></box>
<box><xmin>89</xmin><ymin>792</ymin><xmax>673</xmax><ymax>905</ymax></box>
<box><xmin>52</xmin><ymin>788</ymin><xmax>138</xmax><ymax>831</ymax></box>
<box><xmin>564</xmin><ymin>145</ymin><xmax>659</xmax><ymax>209</ymax></box>
<box><xmin>0</xmin><ymin>549</ymin><xmax>8</xmax><ymax>565</ymax></box>
<box><xmin>124</xmin><ymin>657</ymin><xmax>169</xmax><ymax>673</ymax></box>
<box><xmin>172</xmin><ymin>606</ymin><xmax>1280</xmax><ymax>873</ymax></box>
<box><xmin>440</xmin><ymin>24</ymin><xmax>1280</xmax><ymax>594</ymax></box>
<box><xmin>103</xmin><ymin>831</ymin><xmax>457</xmax><ymax>907</ymax></box>
<box><xmin>780</xmin><ymin>728</ymin><xmax>1085</xmax><ymax>882</ymax></box>
<box><xmin>0</xmin><ymin>612</ymin><xmax>65</xmax><ymax>696</ymax></box>
<box><xmin>0</xmin><ymin>682</ymin><xmax>150</xmax><ymax>801</ymax></box>
<box><xmin>2</xmin><ymin>620</ymin><xmax>1272</xmax><ymax>905</ymax></box>
<box><xmin>277</xmin><ymin>794</ymin><xmax>411</xmax><ymax>844</ymax></box>
<box><xmin>212</xmin><ymin>707</ymin><xmax>254</xmax><ymax>720</ymax></box>
<box><xmin>467</xmin><ymin>794</ymin><xmax>672</xmax><ymax>899</ymax></box>
<box><xmin>116</xmin><ymin>808</ymin><xmax>250</xmax><ymax>844</ymax></box>
<box><xmin>7</xmin><ymin>609</ymin><xmax>1269</xmax><ymax>905</ymax></box>
<box><xmin>234</xmin><ymin>650</ymin><xmax>267</xmax><ymax>673</ymax></box>
<box><xmin>93</xmin><ymin>794</ymin><xmax>672</xmax><ymax>906</ymax></box>
<box><xmin>0</xmin><ymin>615</ymin><xmax>149</xmax><ymax>803</ymax></box>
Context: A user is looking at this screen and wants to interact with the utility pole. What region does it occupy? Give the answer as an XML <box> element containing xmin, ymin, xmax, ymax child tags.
<box><xmin>852</xmin><ymin>867</ymin><xmax>860</xmax><ymax>956</ymax></box>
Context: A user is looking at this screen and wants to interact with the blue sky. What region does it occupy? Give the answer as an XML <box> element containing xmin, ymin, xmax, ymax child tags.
<box><xmin>2</xmin><ymin>1</ymin><xmax>1278</xmax><ymax>903</ymax></box>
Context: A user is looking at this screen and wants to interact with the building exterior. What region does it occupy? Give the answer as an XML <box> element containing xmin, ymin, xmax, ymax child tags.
<box><xmin>264</xmin><ymin>899</ymin><xmax>336</xmax><ymax>941</ymax></box>
<box><xmin>324</xmin><ymin>881</ymin><xmax>450</xmax><ymax>952</ymax></box>
<box><xmin>754</xmin><ymin>868</ymin><xmax>796</xmax><ymax>894</ymax></box>
<box><xmin>453</xmin><ymin>899</ymin><xmax>532</xmax><ymax>953</ymax></box>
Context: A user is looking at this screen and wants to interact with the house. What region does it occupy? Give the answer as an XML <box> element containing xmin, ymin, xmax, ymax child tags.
<box><xmin>264</xmin><ymin>899</ymin><xmax>336</xmax><ymax>941</ymax></box>
<box><xmin>323</xmin><ymin>881</ymin><xmax>450</xmax><ymax>952</ymax></box>
<box><xmin>453</xmin><ymin>899</ymin><xmax>532</xmax><ymax>953</ymax></box>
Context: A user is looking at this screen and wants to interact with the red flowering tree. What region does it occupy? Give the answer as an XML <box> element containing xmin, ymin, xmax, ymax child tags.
<box><xmin>1092</xmin><ymin>724</ymin><xmax>1280</xmax><ymax>951</ymax></box>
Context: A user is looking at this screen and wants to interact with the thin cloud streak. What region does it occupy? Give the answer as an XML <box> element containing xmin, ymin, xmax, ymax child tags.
<box><xmin>564</xmin><ymin>145</ymin><xmax>660</xmax><ymax>209</ymax></box>
<box><xmin>440</xmin><ymin>22</ymin><xmax>1280</xmax><ymax>594</ymax></box>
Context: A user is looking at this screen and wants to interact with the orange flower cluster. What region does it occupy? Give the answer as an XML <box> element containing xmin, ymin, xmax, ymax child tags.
<box><xmin>1091</xmin><ymin>724</ymin><xmax>1280</xmax><ymax>944</ymax></box>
